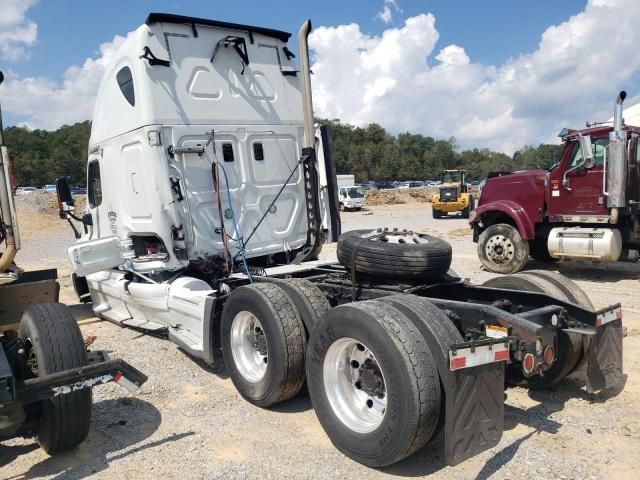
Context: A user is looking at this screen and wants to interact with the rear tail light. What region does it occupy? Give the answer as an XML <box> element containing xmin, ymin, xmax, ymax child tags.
<box><xmin>522</xmin><ymin>353</ymin><xmax>535</xmax><ymax>374</ymax></box>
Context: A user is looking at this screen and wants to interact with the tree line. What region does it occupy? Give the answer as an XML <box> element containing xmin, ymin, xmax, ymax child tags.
<box><xmin>2</xmin><ymin>119</ymin><xmax>564</xmax><ymax>186</ymax></box>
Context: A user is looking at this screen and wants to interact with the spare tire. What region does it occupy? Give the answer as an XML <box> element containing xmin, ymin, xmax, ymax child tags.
<box><xmin>337</xmin><ymin>229</ymin><xmax>452</xmax><ymax>279</ymax></box>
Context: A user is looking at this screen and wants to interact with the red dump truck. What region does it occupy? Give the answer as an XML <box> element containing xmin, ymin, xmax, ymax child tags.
<box><xmin>472</xmin><ymin>92</ymin><xmax>640</xmax><ymax>274</ymax></box>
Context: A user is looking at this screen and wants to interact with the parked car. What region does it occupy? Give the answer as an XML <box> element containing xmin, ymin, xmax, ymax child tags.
<box><xmin>408</xmin><ymin>181</ymin><xmax>424</xmax><ymax>188</ymax></box>
<box><xmin>70</xmin><ymin>186</ymin><xmax>87</xmax><ymax>195</ymax></box>
<box><xmin>15</xmin><ymin>186</ymin><xmax>37</xmax><ymax>195</ymax></box>
<box><xmin>43</xmin><ymin>184</ymin><xmax>56</xmax><ymax>191</ymax></box>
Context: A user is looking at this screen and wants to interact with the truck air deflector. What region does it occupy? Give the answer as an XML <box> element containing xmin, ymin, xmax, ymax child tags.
<box><xmin>145</xmin><ymin>13</ymin><xmax>292</xmax><ymax>43</ymax></box>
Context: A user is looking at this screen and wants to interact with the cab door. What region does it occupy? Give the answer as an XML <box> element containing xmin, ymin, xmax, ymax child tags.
<box><xmin>546</xmin><ymin>139</ymin><xmax>609</xmax><ymax>218</ymax></box>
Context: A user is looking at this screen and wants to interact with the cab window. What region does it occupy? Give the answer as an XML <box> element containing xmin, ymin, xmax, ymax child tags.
<box><xmin>568</xmin><ymin>138</ymin><xmax>609</xmax><ymax>168</ymax></box>
<box><xmin>88</xmin><ymin>161</ymin><xmax>102</xmax><ymax>208</ymax></box>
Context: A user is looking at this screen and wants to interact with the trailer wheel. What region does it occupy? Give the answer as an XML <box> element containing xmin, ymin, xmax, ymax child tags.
<box><xmin>337</xmin><ymin>229</ymin><xmax>452</xmax><ymax>279</ymax></box>
<box><xmin>306</xmin><ymin>301</ymin><xmax>441</xmax><ymax>467</ymax></box>
<box><xmin>221</xmin><ymin>283</ymin><xmax>306</xmax><ymax>407</ymax></box>
<box><xmin>482</xmin><ymin>274</ymin><xmax>581</xmax><ymax>388</ymax></box>
<box><xmin>19</xmin><ymin>303</ymin><xmax>92</xmax><ymax>454</ymax></box>
<box><xmin>271</xmin><ymin>279</ymin><xmax>330</xmax><ymax>334</ymax></box>
<box><xmin>478</xmin><ymin>223</ymin><xmax>529</xmax><ymax>274</ymax></box>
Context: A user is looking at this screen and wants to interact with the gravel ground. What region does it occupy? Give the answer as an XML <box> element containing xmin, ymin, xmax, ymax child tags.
<box><xmin>1</xmin><ymin>202</ymin><xmax>639</xmax><ymax>479</ymax></box>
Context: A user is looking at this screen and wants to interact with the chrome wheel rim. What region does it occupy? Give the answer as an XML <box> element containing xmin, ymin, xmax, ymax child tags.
<box><xmin>485</xmin><ymin>234</ymin><xmax>515</xmax><ymax>264</ymax></box>
<box><xmin>323</xmin><ymin>338</ymin><xmax>387</xmax><ymax>433</ymax></box>
<box><xmin>366</xmin><ymin>228</ymin><xmax>430</xmax><ymax>245</ymax></box>
<box><xmin>230</xmin><ymin>311</ymin><xmax>268</xmax><ymax>382</ymax></box>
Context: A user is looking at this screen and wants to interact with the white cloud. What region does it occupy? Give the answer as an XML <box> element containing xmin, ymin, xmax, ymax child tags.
<box><xmin>0</xmin><ymin>34</ymin><xmax>129</xmax><ymax>129</ymax></box>
<box><xmin>0</xmin><ymin>0</ymin><xmax>39</xmax><ymax>60</ymax></box>
<box><xmin>311</xmin><ymin>0</ymin><xmax>640</xmax><ymax>154</ymax></box>
<box><xmin>376</xmin><ymin>0</ymin><xmax>402</xmax><ymax>24</ymax></box>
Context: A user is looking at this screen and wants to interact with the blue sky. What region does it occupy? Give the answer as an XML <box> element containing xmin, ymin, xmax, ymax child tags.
<box><xmin>2</xmin><ymin>0</ymin><xmax>639</xmax><ymax>153</ymax></box>
<box><xmin>15</xmin><ymin>0</ymin><xmax>586</xmax><ymax>81</ymax></box>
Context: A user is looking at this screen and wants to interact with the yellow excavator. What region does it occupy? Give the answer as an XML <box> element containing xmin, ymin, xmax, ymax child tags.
<box><xmin>431</xmin><ymin>169</ymin><xmax>474</xmax><ymax>219</ymax></box>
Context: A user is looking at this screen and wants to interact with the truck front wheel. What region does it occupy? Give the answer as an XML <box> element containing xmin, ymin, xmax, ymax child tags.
<box><xmin>19</xmin><ymin>303</ymin><xmax>92</xmax><ymax>454</ymax></box>
<box><xmin>477</xmin><ymin>223</ymin><xmax>529</xmax><ymax>274</ymax></box>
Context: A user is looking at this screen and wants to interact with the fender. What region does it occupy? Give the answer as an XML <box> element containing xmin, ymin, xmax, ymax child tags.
<box><xmin>472</xmin><ymin>200</ymin><xmax>537</xmax><ymax>240</ymax></box>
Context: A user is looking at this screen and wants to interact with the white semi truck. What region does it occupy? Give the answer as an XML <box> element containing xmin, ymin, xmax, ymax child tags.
<box><xmin>57</xmin><ymin>13</ymin><xmax>624</xmax><ymax>468</ymax></box>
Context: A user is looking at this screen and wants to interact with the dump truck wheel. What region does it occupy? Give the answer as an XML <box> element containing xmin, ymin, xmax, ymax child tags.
<box><xmin>19</xmin><ymin>303</ymin><xmax>92</xmax><ymax>454</ymax></box>
<box><xmin>482</xmin><ymin>274</ymin><xmax>582</xmax><ymax>388</ymax></box>
<box><xmin>337</xmin><ymin>229</ymin><xmax>452</xmax><ymax>280</ymax></box>
<box><xmin>271</xmin><ymin>278</ymin><xmax>330</xmax><ymax>335</ymax></box>
<box><xmin>306</xmin><ymin>301</ymin><xmax>440</xmax><ymax>467</ymax></box>
<box><xmin>221</xmin><ymin>283</ymin><xmax>306</xmax><ymax>407</ymax></box>
<box><xmin>478</xmin><ymin>223</ymin><xmax>529</xmax><ymax>274</ymax></box>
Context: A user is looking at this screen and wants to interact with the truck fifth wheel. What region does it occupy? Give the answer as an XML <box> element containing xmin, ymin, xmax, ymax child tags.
<box><xmin>57</xmin><ymin>13</ymin><xmax>625</xmax><ymax>468</ymax></box>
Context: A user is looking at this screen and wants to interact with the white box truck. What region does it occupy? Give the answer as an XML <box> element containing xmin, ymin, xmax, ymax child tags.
<box><xmin>336</xmin><ymin>174</ymin><xmax>365</xmax><ymax>211</ymax></box>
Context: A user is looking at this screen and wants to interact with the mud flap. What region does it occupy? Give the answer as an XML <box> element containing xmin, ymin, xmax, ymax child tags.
<box><xmin>587</xmin><ymin>318</ymin><xmax>623</xmax><ymax>393</ymax></box>
<box><xmin>444</xmin><ymin>362</ymin><xmax>505</xmax><ymax>466</ymax></box>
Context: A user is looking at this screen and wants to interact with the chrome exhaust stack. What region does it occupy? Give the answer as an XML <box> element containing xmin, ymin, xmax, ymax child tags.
<box><xmin>607</xmin><ymin>91</ymin><xmax>627</xmax><ymax>215</ymax></box>
<box><xmin>298</xmin><ymin>19</ymin><xmax>314</xmax><ymax>149</ymax></box>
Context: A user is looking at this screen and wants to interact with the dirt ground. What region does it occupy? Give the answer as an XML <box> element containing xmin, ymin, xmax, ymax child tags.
<box><xmin>1</xmin><ymin>200</ymin><xmax>639</xmax><ymax>480</ymax></box>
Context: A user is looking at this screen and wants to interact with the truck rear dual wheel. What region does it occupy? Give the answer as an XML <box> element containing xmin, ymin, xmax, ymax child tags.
<box><xmin>482</xmin><ymin>271</ymin><xmax>591</xmax><ymax>388</ymax></box>
<box><xmin>221</xmin><ymin>283</ymin><xmax>307</xmax><ymax>407</ymax></box>
<box><xmin>19</xmin><ymin>303</ymin><xmax>92</xmax><ymax>454</ymax></box>
<box><xmin>306</xmin><ymin>300</ymin><xmax>443</xmax><ymax>467</ymax></box>
<box><xmin>478</xmin><ymin>223</ymin><xmax>529</xmax><ymax>274</ymax></box>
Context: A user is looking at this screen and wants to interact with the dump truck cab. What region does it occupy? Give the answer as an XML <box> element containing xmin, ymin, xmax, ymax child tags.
<box><xmin>431</xmin><ymin>169</ymin><xmax>474</xmax><ymax>218</ymax></box>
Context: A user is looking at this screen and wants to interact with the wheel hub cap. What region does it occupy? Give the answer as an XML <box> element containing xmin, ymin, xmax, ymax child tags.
<box><xmin>323</xmin><ymin>338</ymin><xmax>387</xmax><ymax>433</ymax></box>
<box><xmin>230</xmin><ymin>311</ymin><xmax>268</xmax><ymax>382</ymax></box>
<box><xmin>365</xmin><ymin>227</ymin><xmax>430</xmax><ymax>245</ymax></box>
<box><xmin>485</xmin><ymin>234</ymin><xmax>515</xmax><ymax>264</ymax></box>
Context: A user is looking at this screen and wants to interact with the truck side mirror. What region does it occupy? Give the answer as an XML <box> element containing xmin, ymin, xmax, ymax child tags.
<box><xmin>0</xmin><ymin>71</ymin><xmax>4</xmax><ymax>86</ymax></box>
<box><xmin>580</xmin><ymin>135</ymin><xmax>594</xmax><ymax>168</ymax></box>
<box><xmin>55</xmin><ymin>177</ymin><xmax>74</xmax><ymax>215</ymax></box>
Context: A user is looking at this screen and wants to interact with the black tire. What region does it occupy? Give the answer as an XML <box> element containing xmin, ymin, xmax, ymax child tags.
<box><xmin>477</xmin><ymin>223</ymin><xmax>529</xmax><ymax>274</ymax></box>
<box><xmin>271</xmin><ymin>278</ymin><xmax>330</xmax><ymax>334</ymax></box>
<box><xmin>339</xmin><ymin>203</ymin><xmax>345</xmax><ymax>212</ymax></box>
<box><xmin>461</xmin><ymin>195</ymin><xmax>474</xmax><ymax>219</ymax></box>
<box><xmin>482</xmin><ymin>274</ymin><xmax>581</xmax><ymax>388</ymax></box>
<box><xmin>306</xmin><ymin>301</ymin><xmax>441</xmax><ymax>467</ymax></box>
<box><xmin>520</xmin><ymin>270</ymin><xmax>593</xmax><ymax>374</ymax></box>
<box><xmin>337</xmin><ymin>229</ymin><xmax>452</xmax><ymax>279</ymax></box>
<box><xmin>221</xmin><ymin>283</ymin><xmax>306</xmax><ymax>407</ymax></box>
<box><xmin>374</xmin><ymin>295</ymin><xmax>464</xmax><ymax>441</ymax></box>
<box><xmin>432</xmin><ymin>207</ymin><xmax>442</xmax><ymax>219</ymax></box>
<box><xmin>19</xmin><ymin>303</ymin><xmax>92</xmax><ymax>454</ymax></box>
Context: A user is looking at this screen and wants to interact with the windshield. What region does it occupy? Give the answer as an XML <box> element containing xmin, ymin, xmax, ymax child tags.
<box><xmin>346</xmin><ymin>187</ymin><xmax>364</xmax><ymax>198</ymax></box>
<box><xmin>441</xmin><ymin>172</ymin><xmax>461</xmax><ymax>183</ymax></box>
